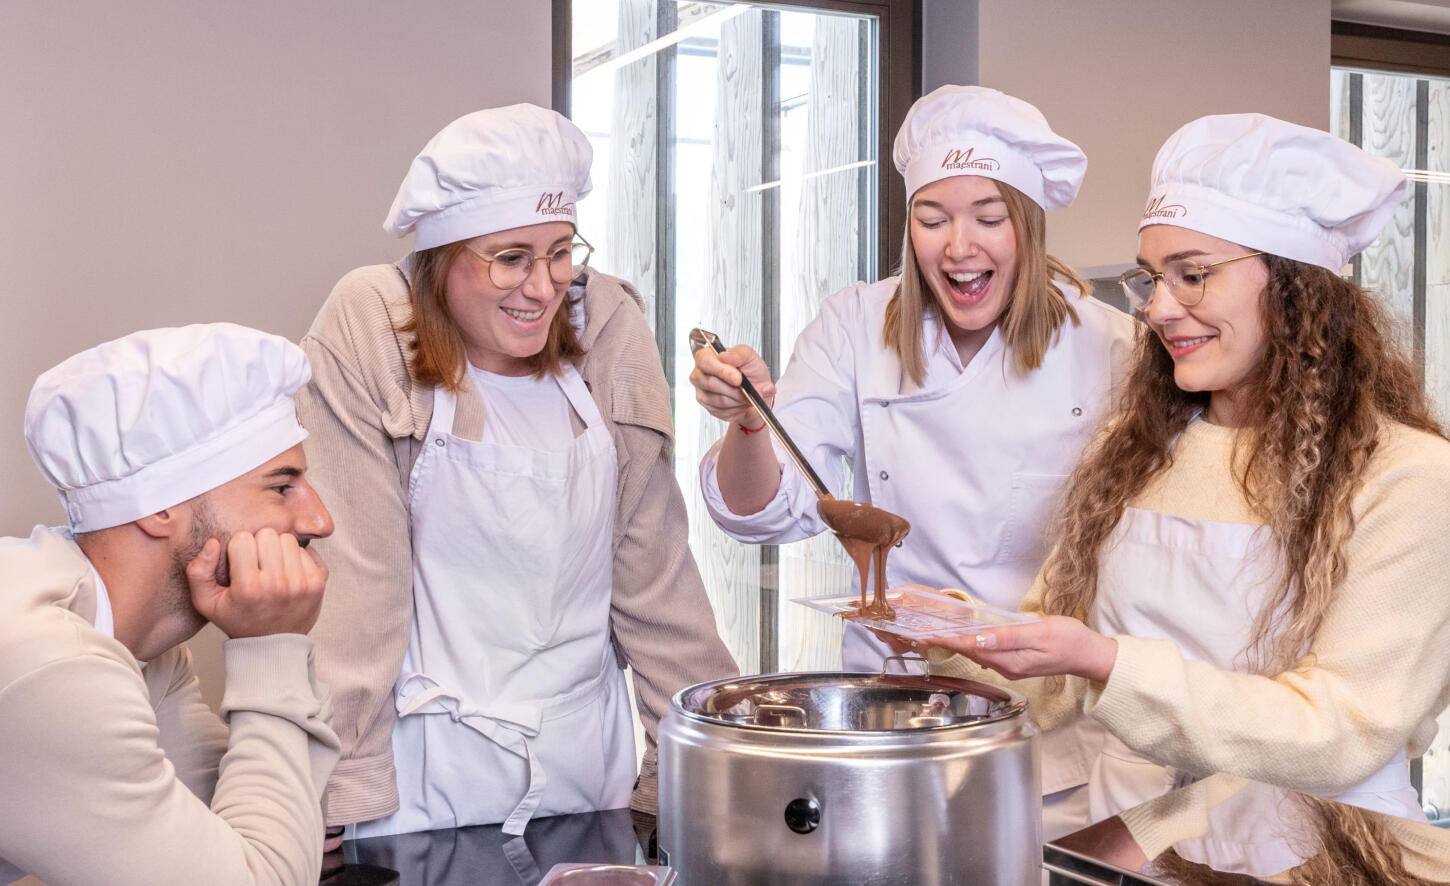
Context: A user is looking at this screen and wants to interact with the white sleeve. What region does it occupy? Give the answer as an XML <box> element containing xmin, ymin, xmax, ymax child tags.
<box><xmin>698</xmin><ymin>285</ymin><xmax>868</xmax><ymax>543</ymax></box>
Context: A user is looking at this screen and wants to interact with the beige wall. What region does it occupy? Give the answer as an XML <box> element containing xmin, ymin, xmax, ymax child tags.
<box><xmin>0</xmin><ymin>1</ymin><xmax>551</xmax><ymax>708</ymax></box>
<box><xmin>936</xmin><ymin>0</ymin><xmax>1332</xmax><ymax>273</ymax></box>
<box><xmin>2</xmin><ymin>1</ymin><xmax>551</xmax><ymax>537</ymax></box>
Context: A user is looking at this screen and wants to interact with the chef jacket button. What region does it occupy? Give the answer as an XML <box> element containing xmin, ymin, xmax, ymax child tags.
<box><xmin>879</xmin><ymin>470</ymin><xmax>889</xmax><ymax>480</ymax></box>
<box><xmin>1071</xmin><ymin>407</ymin><xmax>1083</xmax><ymax>416</ymax></box>
<box><xmin>434</xmin><ymin>437</ymin><xmax>446</xmax><ymax>446</ymax></box>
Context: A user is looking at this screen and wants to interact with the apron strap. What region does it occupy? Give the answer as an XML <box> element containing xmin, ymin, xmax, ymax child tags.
<box><xmin>501</xmin><ymin>835</ymin><xmax>543</xmax><ymax>882</ymax></box>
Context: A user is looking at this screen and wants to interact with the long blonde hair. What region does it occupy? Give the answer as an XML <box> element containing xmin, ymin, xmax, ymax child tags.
<box><xmin>1151</xmin><ymin>797</ymin><xmax>1443</xmax><ymax>885</ymax></box>
<box><xmin>1041</xmin><ymin>255</ymin><xmax>1442</xmax><ymax>674</ymax></box>
<box><xmin>882</xmin><ymin>179</ymin><xmax>1088</xmax><ymax>386</ymax></box>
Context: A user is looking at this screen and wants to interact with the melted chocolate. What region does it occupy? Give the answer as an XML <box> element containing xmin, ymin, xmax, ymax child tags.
<box><xmin>818</xmin><ymin>496</ymin><xmax>910</xmax><ymax>620</ymax></box>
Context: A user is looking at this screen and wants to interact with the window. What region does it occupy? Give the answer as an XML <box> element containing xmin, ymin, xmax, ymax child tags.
<box><xmin>1330</xmin><ymin>60</ymin><xmax>1450</xmax><ymax>825</ymax></box>
<box><xmin>556</xmin><ymin>0</ymin><xmax>919</xmax><ymax>674</ymax></box>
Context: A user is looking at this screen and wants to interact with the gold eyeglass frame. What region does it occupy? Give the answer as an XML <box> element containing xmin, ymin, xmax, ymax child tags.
<box><xmin>463</xmin><ymin>232</ymin><xmax>595</xmax><ymax>289</ymax></box>
<box><xmin>1118</xmin><ymin>251</ymin><xmax>1264</xmax><ymax>311</ymax></box>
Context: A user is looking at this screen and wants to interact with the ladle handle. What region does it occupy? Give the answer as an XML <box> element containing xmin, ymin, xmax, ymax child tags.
<box><xmin>689</xmin><ymin>327</ymin><xmax>832</xmax><ymax>499</ymax></box>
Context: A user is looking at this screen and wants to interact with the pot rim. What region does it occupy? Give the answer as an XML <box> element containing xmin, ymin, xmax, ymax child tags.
<box><xmin>669</xmin><ymin>670</ymin><xmax>1030</xmax><ymax>734</ymax></box>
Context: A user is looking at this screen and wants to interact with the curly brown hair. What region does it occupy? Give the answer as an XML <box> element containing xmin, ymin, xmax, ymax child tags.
<box><xmin>1040</xmin><ymin>255</ymin><xmax>1442</xmax><ymax>675</ymax></box>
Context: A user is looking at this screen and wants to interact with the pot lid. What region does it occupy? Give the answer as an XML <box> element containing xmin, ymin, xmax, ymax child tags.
<box><xmin>674</xmin><ymin>671</ymin><xmax>1027</xmax><ymax>733</ymax></box>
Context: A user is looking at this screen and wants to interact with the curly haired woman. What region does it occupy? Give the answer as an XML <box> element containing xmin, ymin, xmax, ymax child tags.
<box><xmin>930</xmin><ymin>113</ymin><xmax>1450</xmax><ymax>852</ymax></box>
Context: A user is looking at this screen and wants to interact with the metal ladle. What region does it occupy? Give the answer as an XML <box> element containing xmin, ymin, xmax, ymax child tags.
<box><xmin>689</xmin><ymin>328</ymin><xmax>910</xmax><ymax>618</ymax></box>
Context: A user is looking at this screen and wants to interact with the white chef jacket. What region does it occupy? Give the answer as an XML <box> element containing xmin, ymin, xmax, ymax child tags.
<box><xmin>701</xmin><ymin>275</ymin><xmax>1135</xmax><ymax>613</ymax></box>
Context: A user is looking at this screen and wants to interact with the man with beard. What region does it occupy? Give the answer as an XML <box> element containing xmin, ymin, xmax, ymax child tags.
<box><xmin>0</xmin><ymin>324</ymin><xmax>340</xmax><ymax>886</ymax></box>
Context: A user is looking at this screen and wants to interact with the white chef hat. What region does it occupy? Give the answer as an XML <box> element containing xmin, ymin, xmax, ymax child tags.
<box><xmin>24</xmin><ymin>324</ymin><xmax>311</xmax><ymax>533</ymax></box>
<box><xmin>892</xmin><ymin>85</ymin><xmax>1087</xmax><ymax>210</ymax></box>
<box><xmin>1139</xmin><ymin>113</ymin><xmax>1408</xmax><ymax>272</ymax></box>
<box><xmin>382</xmin><ymin>103</ymin><xmax>593</xmax><ymax>251</ymax></box>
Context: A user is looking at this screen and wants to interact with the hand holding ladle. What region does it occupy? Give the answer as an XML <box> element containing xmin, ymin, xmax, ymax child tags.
<box><xmin>689</xmin><ymin>328</ymin><xmax>910</xmax><ymax>619</ymax></box>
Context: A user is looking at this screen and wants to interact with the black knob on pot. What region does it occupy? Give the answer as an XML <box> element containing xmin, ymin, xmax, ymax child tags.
<box><xmin>784</xmin><ymin>797</ymin><xmax>821</xmax><ymax>834</ymax></box>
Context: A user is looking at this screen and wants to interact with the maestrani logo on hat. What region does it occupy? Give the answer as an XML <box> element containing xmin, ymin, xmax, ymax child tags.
<box><xmin>940</xmin><ymin>147</ymin><xmax>1001</xmax><ymax>172</ymax></box>
<box><xmin>536</xmin><ymin>191</ymin><xmax>576</xmax><ymax>216</ymax></box>
<box><xmin>1142</xmin><ymin>195</ymin><xmax>1188</xmax><ymax>220</ymax></box>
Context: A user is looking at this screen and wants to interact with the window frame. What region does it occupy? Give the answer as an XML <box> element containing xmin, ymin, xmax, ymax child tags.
<box><xmin>1331</xmin><ymin>21</ymin><xmax>1450</xmax><ymax>80</ymax></box>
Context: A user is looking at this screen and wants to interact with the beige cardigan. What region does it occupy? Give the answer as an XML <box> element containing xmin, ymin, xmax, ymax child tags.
<box><xmin>0</xmin><ymin>526</ymin><xmax>339</xmax><ymax>886</ymax></box>
<box><xmin>297</xmin><ymin>264</ymin><xmax>739</xmax><ymax>826</ymax></box>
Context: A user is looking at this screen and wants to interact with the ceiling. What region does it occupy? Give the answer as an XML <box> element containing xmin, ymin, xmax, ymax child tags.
<box><xmin>1333</xmin><ymin>0</ymin><xmax>1450</xmax><ymax>34</ymax></box>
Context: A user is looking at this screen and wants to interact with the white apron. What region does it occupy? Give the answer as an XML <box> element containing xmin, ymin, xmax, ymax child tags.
<box><xmin>1086</xmin><ymin>507</ymin><xmax>1424</xmax><ymax>862</ymax></box>
<box><xmin>356</xmin><ymin>366</ymin><xmax>636</xmax><ymax>838</ymax></box>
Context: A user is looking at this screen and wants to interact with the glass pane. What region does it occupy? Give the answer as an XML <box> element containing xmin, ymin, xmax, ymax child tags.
<box><xmin>571</xmin><ymin>1</ymin><xmax>881</xmax><ymax>674</ymax></box>
<box><xmin>1423</xmin><ymin>75</ymin><xmax>1450</xmax><ymax>827</ymax></box>
<box><xmin>1334</xmin><ymin>64</ymin><xmax>1450</xmax><ymax>824</ymax></box>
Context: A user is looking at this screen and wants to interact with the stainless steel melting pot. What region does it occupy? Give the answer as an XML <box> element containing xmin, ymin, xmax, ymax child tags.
<box><xmin>657</xmin><ymin>668</ymin><xmax>1042</xmax><ymax>885</ymax></box>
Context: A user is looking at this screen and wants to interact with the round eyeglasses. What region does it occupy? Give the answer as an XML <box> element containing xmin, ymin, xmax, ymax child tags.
<box><xmin>464</xmin><ymin>233</ymin><xmax>595</xmax><ymax>290</ymax></box>
<box><xmin>1118</xmin><ymin>251</ymin><xmax>1264</xmax><ymax>311</ymax></box>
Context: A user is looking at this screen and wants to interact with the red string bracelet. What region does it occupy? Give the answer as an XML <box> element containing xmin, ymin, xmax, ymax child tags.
<box><xmin>739</xmin><ymin>419</ymin><xmax>767</xmax><ymax>435</ymax></box>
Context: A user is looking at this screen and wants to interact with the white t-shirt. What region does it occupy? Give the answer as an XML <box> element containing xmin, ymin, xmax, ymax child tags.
<box><xmin>466</xmin><ymin>365</ymin><xmax>574</xmax><ymax>451</ymax></box>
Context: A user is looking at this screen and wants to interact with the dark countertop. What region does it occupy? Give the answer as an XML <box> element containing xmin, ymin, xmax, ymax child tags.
<box><xmin>324</xmin><ymin>808</ymin><xmax>648</xmax><ymax>886</ymax></box>
<box><xmin>323</xmin><ymin>807</ymin><xmax>1169</xmax><ymax>886</ymax></box>
<box><xmin>323</xmin><ymin>776</ymin><xmax>1450</xmax><ymax>886</ymax></box>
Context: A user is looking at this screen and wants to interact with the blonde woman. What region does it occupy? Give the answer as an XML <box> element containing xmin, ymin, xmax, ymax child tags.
<box><xmin>934</xmin><ymin>114</ymin><xmax>1450</xmax><ymax>854</ymax></box>
<box><xmin>690</xmin><ymin>85</ymin><xmax>1134</xmax><ymax>830</ymax></box>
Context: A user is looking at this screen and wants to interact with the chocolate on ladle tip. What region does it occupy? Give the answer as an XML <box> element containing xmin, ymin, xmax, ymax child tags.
<box><xmin>818</xmin><ymin>496</ymin><xmax>910</xmax><ymax>620</ymax></box>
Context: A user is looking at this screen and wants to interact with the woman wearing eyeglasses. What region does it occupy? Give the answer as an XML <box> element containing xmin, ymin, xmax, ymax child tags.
<box><xmin>295</xmin><ymin>105</ymin><xmax>737</xmax><ymax>839</ymax></box>
<box><xmin>930</xmin><ymin>113</ymin><xmax>1450</xmax><ymax>845</ymax></box>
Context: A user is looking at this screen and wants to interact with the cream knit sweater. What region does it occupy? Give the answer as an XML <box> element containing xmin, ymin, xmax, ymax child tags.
<box><xmin>938</xmin><ymin>417</ymin><xmax>1450</xmax><ymax>816</ymax></box>
<box><xmin>0</xmin><ymin>527</ymin><xmax>339</xmax><ymax>886</ymax></box>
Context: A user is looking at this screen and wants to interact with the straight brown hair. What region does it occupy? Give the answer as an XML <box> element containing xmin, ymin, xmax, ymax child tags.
<box><xmin>882</xmin><ymin>179</ymin><xmax>1088</xmax><ymax>386</ymax></box>
<box><xmin>398</xmin><ymin>242</ymin><xmax>585</xmax><ymax>389</ymax></box>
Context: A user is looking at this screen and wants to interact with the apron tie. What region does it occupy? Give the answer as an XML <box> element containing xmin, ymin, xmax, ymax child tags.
<box><xmin>395</xmin><ymin>672</ymin><xmax>546</xmax><ymax>834</ymax></box>
<box><xmin>393</xmin><ymin>665</ymin><xmax>619</xmax><ymax>835</ymax></box>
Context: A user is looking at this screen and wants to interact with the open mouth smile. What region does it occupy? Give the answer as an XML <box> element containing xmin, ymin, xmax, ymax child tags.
<box><xmin>946</xmin><ymin>270</ymin><xmax>991</xmax><ymax>301</ymax></box>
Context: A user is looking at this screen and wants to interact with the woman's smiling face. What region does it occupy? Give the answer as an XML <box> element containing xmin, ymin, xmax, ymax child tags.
<box><xmin>444</xmin><ymin>221</ymin><xmax>575</xmax><ymax>376</ymax></box>
<box><xmin>909</xmin><ymin>175</ymin><xmax>1018</xmax><ymax>360</ymax></box>
<box><xmin>1137</xmin><ymin>225</ymin><xmax>1271</xmax><ymax>426</ymax></box>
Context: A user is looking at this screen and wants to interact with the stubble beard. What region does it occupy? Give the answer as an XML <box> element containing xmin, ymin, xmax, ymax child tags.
<box><xmin>168</xmin><ymin>495</ymin><xmax>231</xmax><ymax>634</ymax></box>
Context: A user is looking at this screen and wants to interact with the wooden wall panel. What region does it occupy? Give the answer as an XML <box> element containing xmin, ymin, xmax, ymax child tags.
<box><xmin>689</xmin><ymin>8</ymin><xmax>765</xmax><ymax>673</ymax></box>
<box><xmin>607</xmin><ymin>0</ymin><xmax>658</xmax><ymax>329</ymax></box>
<box><xmin>1358</xmin><ymin>72</ymin><xmax>1418</xmax><ymax>333</ymax></box>
<box><xmin>1424</xmin><ymin>80</ymin><xmax>1450</xmax><ymax>426</ymax></box>
<box><xmin>1329</xmin><ymin>69</ymin><xmax>1351</xmax><ymax>143</ymax></box>
<box><xmin>777</xmin><ymin>14</ymin><xmax>863</xmax><ymax>673</ymax></box>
